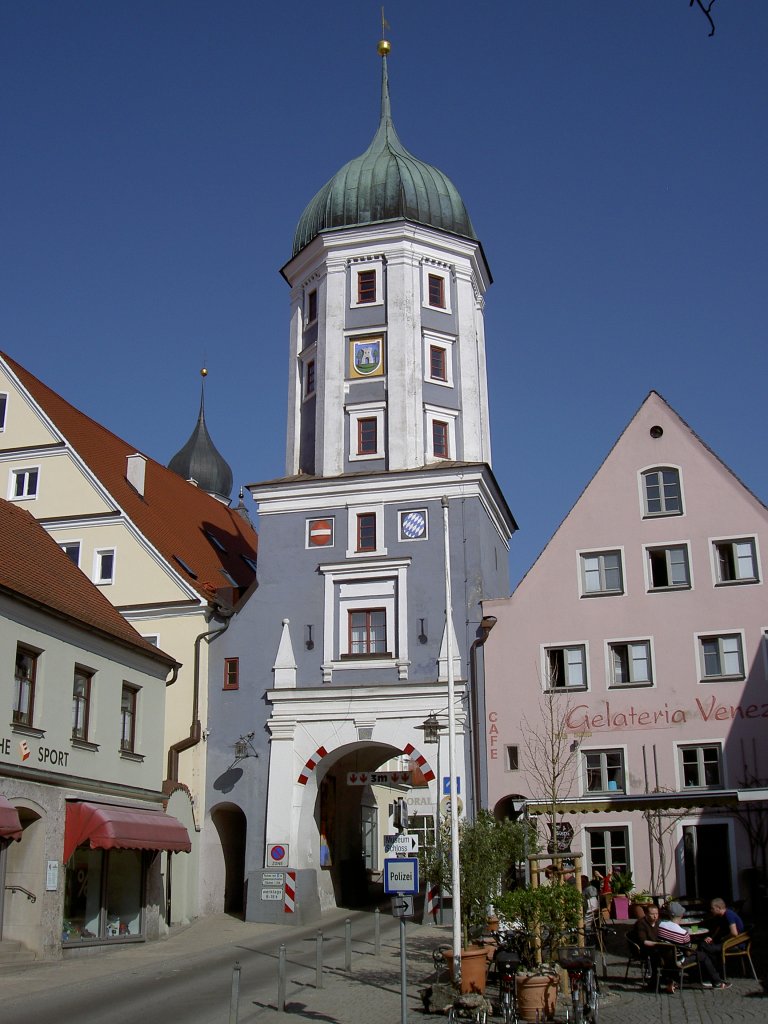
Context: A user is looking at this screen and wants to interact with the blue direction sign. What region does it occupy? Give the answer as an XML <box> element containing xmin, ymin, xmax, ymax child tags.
<box><xmin>383</xmin><ymin>857</ymin><xmax>419</xmax><ymax>895</ymax></box>
<box><xmin>442</xmin><ymin>776</ymin><xmax>461</xmax><ymax>796</ymax></box>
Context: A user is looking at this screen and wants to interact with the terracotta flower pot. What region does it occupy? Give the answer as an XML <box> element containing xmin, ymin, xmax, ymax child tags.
<box><xmin>516</xmin><ymin>973</ymin><xmax>559</xmax><ymax>1022</ymax></box>
<box><xmin>442</xmin><ymin>945</ymin><xmax>490</xmax><ymax>994</ymax></box>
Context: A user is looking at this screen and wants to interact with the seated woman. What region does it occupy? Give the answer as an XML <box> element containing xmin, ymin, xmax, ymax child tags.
<box><xmin>629</xmin><ymin>904</ymin><xmax>679</xmax><ymax>993</ymax></box>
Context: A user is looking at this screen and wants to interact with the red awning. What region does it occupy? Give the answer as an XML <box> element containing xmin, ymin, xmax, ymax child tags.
<box><xmin>63</xmin><ymin>801</ymin><xmax>191</xmax><ymax>863</ymax></box>
<box><xmin>0</xmin><ymin>794</ymin><xmax>22</xmax><ymax>842</ymax></box>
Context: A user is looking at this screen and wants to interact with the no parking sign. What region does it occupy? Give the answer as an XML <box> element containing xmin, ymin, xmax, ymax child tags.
<box><xmin>267</xmin><ymin>843</ymin><xmax>289</xmax><ymax>867</ymax></box>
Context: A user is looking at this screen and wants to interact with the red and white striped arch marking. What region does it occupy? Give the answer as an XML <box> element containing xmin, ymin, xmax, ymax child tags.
<box><xmin>297</xmin><ymin>746</ymin><xmax>328</xmax><ymax>785</ymax></box>
<box><xmin>402</xmin><ymin>743</ymin><xmax>435</xmax><ymax>782</ymax></box>
<box><xmin>297</xmin><ymin>742</ymin><xmax>435</xmax><ymax>785</ymax></box>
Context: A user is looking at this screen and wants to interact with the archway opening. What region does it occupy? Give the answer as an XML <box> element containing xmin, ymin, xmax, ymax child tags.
<box><xmin>211</xmin><ymin>803</ymin><xmax>247</xmax><ymax>915</ymax></box>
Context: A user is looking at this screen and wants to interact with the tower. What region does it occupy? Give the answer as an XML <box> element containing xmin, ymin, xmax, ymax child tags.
<box><xmin>204</xmin><ymin>40</ymin><xmax>516</xmax><ymax>917</ymax></box>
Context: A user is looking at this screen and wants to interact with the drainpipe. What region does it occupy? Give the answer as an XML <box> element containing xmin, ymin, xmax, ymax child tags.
<box><xmin>468</xmin><ymin>615</ymin><xmax>497</xmax><ymax>816</ymax></box>
<box><xmin>166</xmin><ymin>603</ymin><xmax>235</xmax><ymax>783</ymax></box>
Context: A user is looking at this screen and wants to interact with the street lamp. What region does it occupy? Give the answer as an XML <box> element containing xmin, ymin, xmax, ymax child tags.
<box><xmin>417</xmin><ymin>713</ymin><xmax>441</xmax><ymax>746</ymax></box>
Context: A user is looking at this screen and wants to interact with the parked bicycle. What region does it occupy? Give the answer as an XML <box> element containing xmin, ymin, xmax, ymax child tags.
<box><xmin>557</xmin><ymin>945</ymin><xmax>598</xmax><ymax>1023</ymax></box>
<box><xmin>494</xmin><ymin>946</ymin><xmax>520</xmax><ymax>1023</ymax></box>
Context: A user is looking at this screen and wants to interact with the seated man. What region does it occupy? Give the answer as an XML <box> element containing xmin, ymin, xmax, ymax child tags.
<box><xmin>629</xmin><ymin>904</ymin><xmax>679</xmax><ymax>993</ymax></box>
<box><xmin>694</xmin><ymin>897</ymin><xmax>740</xmax><ymax>989</ymax></box>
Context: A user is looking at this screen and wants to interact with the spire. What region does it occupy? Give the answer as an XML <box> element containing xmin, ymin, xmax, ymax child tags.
<box><xmin>378</xmin><ymin>36</ymin><xmax>392</xmax><ymax>125</ymax></box>
<box><xmin>168</xmin><ymin>368</ymin><xmax>234</xmax><ymax>503</ymax></box>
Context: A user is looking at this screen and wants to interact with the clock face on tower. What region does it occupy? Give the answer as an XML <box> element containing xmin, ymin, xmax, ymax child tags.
<box><xmin>400</xmin><ymin>509</ymin><xmax>427</xmax><ymax>541</ymax></box>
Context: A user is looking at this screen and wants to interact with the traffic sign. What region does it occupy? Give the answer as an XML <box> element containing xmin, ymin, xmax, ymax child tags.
<box><xmin>383</xmin><ymin>857</ymin><xmax>419</xmax><ymax>895</ymax></box>
<box><xmin>391</xmin><ymin>895</ymin><xmax>414</xmax><ymax>918</ymax></box>
<box><xmin>346</xmin><ymin>771</ymin><xmax>411</xmax><ymax>786</ymax></box>
<box><xmin>440</xmin><ymin>795</ymin><xmax>464</xmax><ymax>817</ymax></box>
<box><xmin>384</xmin><ymin>833</ymin><xmax>419</xmax><ymax>855</ymax></box>
<box><xmin>443</xmin><ymin>776</ymin><xmax>461</xmax><ymax>796</ymax></box>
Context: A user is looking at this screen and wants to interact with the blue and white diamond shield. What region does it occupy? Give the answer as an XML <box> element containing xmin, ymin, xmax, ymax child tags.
<box><xmin>400</xmin><ymin>510</ymin><xmax>427</xmax><ymax>540</ymax></box>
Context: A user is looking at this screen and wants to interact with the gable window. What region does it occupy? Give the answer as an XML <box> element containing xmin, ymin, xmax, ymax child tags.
<box><xmin>356</xmin><ymin>513</ymin><xmax>377</xmax><ymax>552</ymax></box>
<box><xmin>348</xmin><ymin>608</ymin><xmax>387</xmax><ymax>655</ymax></box>
<box><xmin>584</xmin><ymin>749</ymin><xmax>625</xmax><ymax>794</ymax></box>
<box><xmin>72</xmin><ymin>668</ymin><xmax>92</xmax><ymax>740</ymax></box>
<box><xmin>647</xmin><ymin>544</ymin><xmax>690</xmax><ymax>590</ymax></box>
<box><xmin>304</xmin><ymin>359</ymin><xmax>316</xmax><ymax>398</ymax></box>
<box><xmin>357</xmin><ymin>417</ymin><xmax>377</xmax><ymax>455</ymax></box>
<box><xmin>223</xmin><ymin>657</ymin><xmax>239</xmax><ymax>690</ymax></box>
<box><xmin>699</xmin><ymin>633</ymin><xmax>744</xmax><ymax>680</ymax></box>
<box><xmin>679</xmin><ymin>743</ymin><xmax>722</xmax><ymax>789</ymax></box>
<box><xmin>10</xmin><ymin>467</ymin><xmax>38</xmax><ymax>500</ymax></box>
<box><xmin>642</xmin><ymin>468</ymin><xmax>682</xmax><ymax>516</ymax></box>
<box><xmin>581</xmin><ymin>550</ymin><xmax>623</xmax><ymax>595</ymax></box>
<box><xmin>95</xmin><ymin>549</ymin><xmax>115</xmax><ymax>585</ymax></box>
<box><xmin>609</xmin><ymin>641</ymin><xmax>652</xmax><ymax>686</ymax></box>
<box><xmin>14</xmin><ymin>646</ymin><xmax>37</xmax><ymax>727</ymax></box>
<box><xmin>428</xmin><ymin>274</ymin><xmax>445</xmax><ymax>308</ymax></box>
<box><xmin>0</xmin><ymin>393</ymin><xmax>7</xmax><ymax>430</ymax></box>
<box><xmin>714</xmin><ymin>539</ymin><xmax>758</xmax><ymax>584</ymax></box>
<box><xmin>546</xmin><ymin>645</ymin><xmax>587</xmax><ymax>689</ymax></box>
<box><xmin>306</xmin><ymin>288</ymin><xmax>317</xmax><ymax>324</ymax></box>
<box><xmin>432</xmin><ymin>420</ymin><xmax>449</xmax><ymax>459</ymax></box>
<box><xmin>587</xmin><ymin>826</ymin><xmax>630</xmax><ymax>877</ymax></box>
<box><xmin>120</xmin><ymin>684</ymin><xmax>138</xmax><ymax>753</ymax></box>
<box><xmin>61</xmin><ymin>541</ymin><xmax>81</xmax><ymax>567</ymax></box>
<box><xmin>357</xmin><ymin>270</ymin><xmax>377</xmax><ymax>304</ymax></box>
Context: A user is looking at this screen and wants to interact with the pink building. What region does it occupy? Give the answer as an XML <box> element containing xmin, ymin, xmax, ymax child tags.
<box><xmin>483</xmin><ymin>392</ymin><xmax>768</xmax><ymax>907</ymax></box>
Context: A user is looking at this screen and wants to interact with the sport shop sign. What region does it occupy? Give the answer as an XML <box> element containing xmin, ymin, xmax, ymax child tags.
<box><xmin>563</xmin><ymin>696</ymin><xmax>768</xmax><ymax>734</ymax></box>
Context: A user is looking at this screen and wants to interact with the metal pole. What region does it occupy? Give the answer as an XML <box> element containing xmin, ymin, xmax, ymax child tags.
<box><xmin>316</xmin><ymin>930</ymin><xmax>323</xmax><ymax>989</ymax></box>
<box><xmin>400</xmin><ymin>916</ymin><xmax>408</xmax><ymax>1024</ymax></box>
<box><xmin>345</xmin><ymin>917</ymin><xmax>352</xmax><ymax>972</ymax></box>
<box><xmin>442</xmin><ymin>495</ymin><xmax>462</xmax><ymax>986</ymax></box>
<box><xmin>374</xmin><ymin>907</ymin><xmax>381</xmax><ymax>955</ymax></box>
<box><xmin>228</xmin><ymin>961</ymin><xmax>241</xmax><ymax>1024</ymax></box>
<box><xmin>277</xmin><ymin>944</ymin><xmax>286</xmax><ymax>1012</ymax></box>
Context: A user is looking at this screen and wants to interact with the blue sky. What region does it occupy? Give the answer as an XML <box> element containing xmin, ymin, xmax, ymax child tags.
<box><xmin>2</xmin><ymin>1</ymin><xmax>766</xmax><ymax>588</ymax></box>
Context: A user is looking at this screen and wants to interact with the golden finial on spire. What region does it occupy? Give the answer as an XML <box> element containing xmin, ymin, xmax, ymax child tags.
<box><xmin>378</xmin><ymin>6</ymin><xmax>390</xmax><ymax>55</ymax></box>
<box><xmin>200</xmin><ymin>367</ymin><xmax>208</xmax><ymax>378</ymax></box>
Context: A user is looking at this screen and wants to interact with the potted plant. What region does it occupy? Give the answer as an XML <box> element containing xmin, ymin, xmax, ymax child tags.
<box><xmin>609</xmin><ymin>869</ymin><xmax>634</xmax><ymax>919</ymax></box>
<box><xmin>629</xmin><ymin>889</ymin><xmax>654</xmax><ymax>919</ymax></box>
<box><xmin>496</xmin><ymin>883</ymin><xmax>582</xmax><ymax>1021</ymax></box>
<box><xmin>420</xmin><ymin>810</ymin><xmax>531</xmax><ymax>993</ymax></box>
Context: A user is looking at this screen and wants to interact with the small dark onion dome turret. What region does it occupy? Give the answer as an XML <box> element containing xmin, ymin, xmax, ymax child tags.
<box><xmin>292</xmin><ymin>39</ymin><xmax>476</xmax><ymax>258</ymax></box>
<box><xmin>168</xmin><ymin>369</ymin><xmax>233</xmax><ymax>504</ymax></box>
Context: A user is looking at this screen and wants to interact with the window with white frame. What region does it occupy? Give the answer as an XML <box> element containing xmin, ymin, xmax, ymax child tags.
<box><xmin>422</xmin><ymin>264</ymin><xmax>451</xmax><ymax>313</ymax></box>
<box><xmin>10</xmin><ymin>467</ymin><xmax>39</xmax><ymax>500</ymax></box>
<box><xmin>350</xmin><ymin>260</ymin><xmax>383</xmax><ymax>308</ymax></box>
<box><xmin>581</xmin><ymin>550</ymin><xmax>623</xmax><ymax>595</ymax></box>
<box><xmin>587</xmin><ymin>826</ymin><xmax>630</xmax><ymax>877</ymax></box>
<box><xmin>0</xmin><ymin>393</ymin><xmax>7</xmax><ymax>430</ymax></box>
<box><xmin>698</xmin><ymin>633</ymin><xmax>744</xmax><ymax>680</ymax></box>
<box><xmin>60</xmin><ymin>541</ymin><xmax>81</xmax><ymax>567</ymax></box>
<box><xmin>608</xmin><ymin>640</ymin><xmax>652</xmax><ymax>686</ymax></box>
<box><xmin>320</xmin><ymin>560</ymin><xmax>409</xmax><ymax>674</ymax></box>
<box><xmin>647</xmin><ymin>544</ymin><xmax>690</xmax><ymax>590</ymax></box>
<box><xmin>425</xmin><ymin>405</ymin><xmax>457</xmax><ymax>462</ymax></box>
<box><xmin>14</xmin><ymin>645</ymin><xmax>38</xmax><ymax>727</ymax></box>
<box><xmin>423</xmin><ymin>332</ymin><xmax>454</xmax><ymax>388</ymax></box>
<box><xmin>642</xmin><ymin>467</ymin><xmax>682</xmax><ymax>516</ymax></box>
<box><xmin>346</xmin><ymin>505</ymin><xmax>386</xmax><ymax>558</ymax></box>
<box><xmin>545</xmin><ymin>644</ymin><xmax>587</xmax><ymax>689</ymax></box>
<box><xmin>584</xmin><ymin>749</ymin><xmax>625</xmax><ymax>794</ymax></box>
<box><xmin>94</xmin><ymin>549</ymin><xmax>115</xmax><ymax>585</ymax></box>
<box><xmin>713</xmin><ymin>538</ymin><xmax>758</xmax><ymax>585</ymax></box>
<box><xmin>348</xmin><ymin>402</ymin><xmax>385</xmax><ymax>462</ymax></box>
<box><xmin>679</xmin><ymin>743</ymin><xmax>722</xmax><ymax>788</ymax></box>
<box><xmin>361</xmin><ymin>803</ymin><xmax>378</xmax><ymax>870</ymax></box>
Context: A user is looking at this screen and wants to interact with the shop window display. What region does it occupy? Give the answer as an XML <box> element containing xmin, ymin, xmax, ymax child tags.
<box><xmin>63</xmin><ymin>848</ymin><xmax>144</xmax><ymax>943</ymax></box>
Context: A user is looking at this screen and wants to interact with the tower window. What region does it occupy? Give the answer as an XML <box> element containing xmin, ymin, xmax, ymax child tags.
<box><xmin>305</xmin><ymin>359</ymin><xmax>316</xmax><ymax>398</ymax></box>
<box><xmin>428</xmin><ymin>274</ymin><xmax>445</xmax><ymax>308</ymax></box>
<box><xmin>430</xmin><ymin>345</ymin><xmax>447</xmax><ymax>381</ymax></box>
<box><xmin>432</xmin><ymin>420</ymin><xmax>449</xmax><ymax>459</ymax></box>
<box><xmin>356</xmin><ymin>513</ymin><xmax>377</xmax><ymax>552</ymax></box>
<box><xmin>357</xmin><ymin>270</ymin><xmax>376</xmax><ymax>304</ymax></box>
<box><xmin>307</xmin><ymin>289</ymin><xmax>317</xmax><ymax>324</ymax></box>
<box><xmin>357</xmin><ymin>417</ymin><xmax>378</xmax><ymax>455</ymax></box>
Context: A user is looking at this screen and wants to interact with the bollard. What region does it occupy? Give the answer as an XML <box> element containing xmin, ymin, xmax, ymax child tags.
<box><xmin>229</xmin><ymin>960</ymin><xmax>241</xmax><ymax>1024</ymax></box>
<box><xmin>345</xmin><ymin>917</ymin><xmax>352</xmax><ymax>972</ymax></box>
<box><xmin>278</xmin><ymin>943</ymin><xmax>287</xmax><ymax>1012</ymax></box>
<box><xmin>316</xmin><ymin>930</ymin><xmax>323</xmax><ymax>989</ymax></box>
<box><xmin>374</xmin><ymin>907</ymin><xmax>381</xmax><ymax>955</ymax></box>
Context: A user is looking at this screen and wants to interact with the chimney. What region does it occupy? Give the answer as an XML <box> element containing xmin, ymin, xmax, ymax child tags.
<box><xmin>126</xmin><ymin>453</ymin><xmax>147</xmax><ymax>497</ymax></box>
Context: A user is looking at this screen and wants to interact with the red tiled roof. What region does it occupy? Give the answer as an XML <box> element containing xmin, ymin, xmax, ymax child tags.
<box><xmin>0</xmin><ymin>499</ymin><xmax>176</xmax><ymax>665</ymax></box>
<box><xmin>1</xmin><ymin>353</ymin><xmax>258</xmax><ymax>604</ymax></box>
